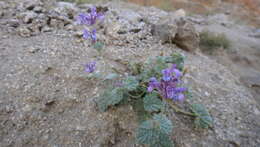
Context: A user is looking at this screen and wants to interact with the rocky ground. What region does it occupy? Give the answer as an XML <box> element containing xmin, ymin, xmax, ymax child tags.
<box><xmin>0</xmin><ymin>0</ymin><xmax>260</xmax><ymax>147</ymax></box>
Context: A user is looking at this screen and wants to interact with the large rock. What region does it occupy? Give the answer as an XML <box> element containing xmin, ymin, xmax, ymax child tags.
<box><xmin>173</xmin><ymin>18</ymin><xmax>200</xmax><ymax>51</ymax></box>
<box><xmin>151</xmin><ymin>18</ymin><xmax>199</xmax><ymax>52</ymax></box>
<box><xmin>151</xmin><ymin>22</ymin><xmax>178</xmax><ymax>43</ymax></box>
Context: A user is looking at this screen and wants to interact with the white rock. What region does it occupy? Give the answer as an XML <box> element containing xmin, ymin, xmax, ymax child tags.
<box><xmin>174</xmin><ymin>9</ymin><xmax>186</xmax><ymax>18</ymax></box>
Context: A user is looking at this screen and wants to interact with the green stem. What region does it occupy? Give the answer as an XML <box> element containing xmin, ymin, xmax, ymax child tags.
<box><xmin>166</xmin><ymin>99</ymin><xmax>197</xmax><ymax>117</ymax></box>
<box><xmin>111</xmin><ymin>67</ymin><xmax>124</xmax><ymax>75</ymax></box>
<box><xmin>126</xmin><ymin>91</ymin><xmax>145</xmax><ymax>99</ymax></box>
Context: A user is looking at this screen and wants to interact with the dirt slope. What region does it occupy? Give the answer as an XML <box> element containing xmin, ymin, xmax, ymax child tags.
<box><xmin>0</xmin><ymin>0</ymin><xmax>260</xmax><ymax>146</ymax></box>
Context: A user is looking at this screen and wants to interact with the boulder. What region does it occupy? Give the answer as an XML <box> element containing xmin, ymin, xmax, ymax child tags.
<box><xmin>151</xmin><ymin>18</ymin><xmax>199</xmax><ymax>52</ymax></box>
<box><xmin>173</xmin><ymin>18</ymin><xmax>200</xmax><ymax>51</ymax></box>
<box><xmin>151</xmin><ymin>22</ymin><xmax>178</xmax><ymax>43</ymax></box>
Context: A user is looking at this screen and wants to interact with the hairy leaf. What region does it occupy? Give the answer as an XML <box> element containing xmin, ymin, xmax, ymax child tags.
<box><xmin>153</xmin><ymin>114</ymin><xmax>173</xmax><ymax>134</ymax></box>
<box><xmin>97</xmin><ymin>87</ymin><xmax>124</xmax><ymax>112</ymax></box>
<box><xmin>93</xmin><ymin>41</ymin><xmax>104</xmax><ymax>52</ymax></box>
<box><xmin>104</xmin><ymin>73</ymin><xmax>118</xmax><ymax>80</ymax></box>
<box><xmin>169</xmin><ymin>53</ymin><xmax>184</xmax><ymax>70</ymax></box>
<box><xmin>143</xmin><ymin>93</ymin><xmax>163</xmax><ymax>112</ymax></box>
<box><xmin>191</xmin><ymin>104</ymin><xmax>213</xmax><ymax>129</ymax></box>
<box><xmin>137</xmin><ymin>114</ymin><xmax>173</xmax><ymax>146</ymax></box>
<box><xmin>140</xmin><ymin>53</ymin><xmax>184</xmax><ymax>82</ymax></box>
<box><xmin>123</xmin><ymin>76</ymin><xmax>139</xmax><ymax>91</ymax></box>
<box><xmin>157</xmin><ymin>53</ymin><xmax>184</xmax><ymax>71</ymax></box>
<box><xmin>150</xmin><ymin>132</ymin><xmax>173</xmax><ymax>147</ymax></box>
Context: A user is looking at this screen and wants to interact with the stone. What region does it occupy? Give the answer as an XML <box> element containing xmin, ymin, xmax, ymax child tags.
<box><xmin>186</xmin><ymin>16</ymin><xmax>208</xmax><ymax>25</ymax></box>
<box><xmin>55</xmin><ymin>2</ymin><xmax>79</xmax><ymax>18</ymax></box>
<box><xmin>173</xmin><ymin>18</ymin><xmax>200</xmax><ymax>51</ymax></box>
<box><xmin>20</xmin><ymin>11</ymin><xmax>38</xmax><ymax>24</ymax></box>
<box><xmin>18</xmin><ymin>26</ymin><xmax>31</xmax><ymax>37</ymax></box>
<box><xmin>0</xmin><ymin>1</ymin><xmax>8</xmax><ymax>9</ymax></box>
<box><xmin>33</xmin><ymin>6</ymin><xmax>44</xmax><ymax>13</ymax></box>
<box><xmin>23</xmin><ymin>0</ymin><xmax>43</xmax><ymax>10</ymax></box>
<box><xmin>173</xmin><ymin>9</ymin><xmax>186</xmax><ymax>18</ymax></box>
<box><xmin>151</xmin><ymin>22</ymin><xmax>178</xmax><ymax>43</ymax></box>
<box><xmin>42</xmin><ymin>26</ymin><xmax>52</xmax><ymax>32</ymax></box>
<box><xmin>249</xmin><ymin>29</ymin><xmax>260</xmax><ymax>38</ymax></box>
<box><xmin>0</xmin><ymin>11</ymin><xmax>4</xmax><ymax>19</ymax></box>
<box><xmin>104</xmin><ymin>21</ymin><xmax>122</xmax><ymax>38</ymax></box>
<box><xmin>49</xmin><ymin>19</ymin><xmax>64</xmax><ymax>29</ymax></box>
<box><xmin>119</xmin><ymin>10</ymin><xmax>142</xmax><ymax>24</ymax></box>
<box><xmin>29</xmin><ymin>23</ymin><xmax>41</xmax><ymax>34</ymax></box>
<box><xmin>74</xmin><ymin>30</ymin><xmax>83</xmax><ymax>38</ymax></box>
<box><xmin>7</xmin><ymin>19</ymin><xmax>20</xmax><ymax>28</ymax></box>
<box><xmin>240</xmin><ymin>75</ymin><xmax>260</xmax><ymax>87</ymax></box>
<box><xmin>65</xmin><ymin>24</ymin><xmax>75</xmax><ymax>31</ymax></box>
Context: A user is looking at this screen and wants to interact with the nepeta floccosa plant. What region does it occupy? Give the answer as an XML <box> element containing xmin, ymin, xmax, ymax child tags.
<box><xmin>84</xmin><ymin>53</ymin><xmax>213</xmax><ymax>147</ymax></box>
<box><xmin>77</xmin><ymin>6</ymin><xmax>105</xmax><ymax>52</ymax></box>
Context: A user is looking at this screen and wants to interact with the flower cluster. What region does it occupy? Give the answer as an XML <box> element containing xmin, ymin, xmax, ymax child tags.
<box><xmin>85</xmin><ymin>61</ymin><xmax>96</xmax><ymax>73</ymax></box>
<box><xmin>147</xmin><ymin>64</ymin><xmax>187</xmax><ymax>101</ymax></box>
<box><xmin>77</xmin><ymin>7</ymin><xmax>104</xmax><ymax>42</ymax></box>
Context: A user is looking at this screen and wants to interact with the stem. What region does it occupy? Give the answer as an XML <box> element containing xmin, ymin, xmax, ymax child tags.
<box><xmin>111</xmin><ymin>67</ymin><xmax>124</xmax><ymax>74</ymax></box>
<box><xmin>166</xmin><ymin>100</ymin><xmax>197</xmax><ymax>117</ymax></box>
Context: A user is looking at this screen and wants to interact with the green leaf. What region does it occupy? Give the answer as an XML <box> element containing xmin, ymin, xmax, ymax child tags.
<box><xmin>150</xmin><ymin>132</ymin><xmax>173</xmax><ymax>147</ymax></box>
<box><xmin>93</xmin><ymin>42</ymin><xmax>104</xmax><ymax>52</ymax></box>
<box><xmin>131</xmin><ymin>98</ymin><xmax>152</xmax><ymax>123</ymax></box>
<box><xmin>86</xmin><ymin>73</ymin><xmax>102</xmax><ymax>79</ymax></box>
<box><xmin>129</xmin><ymin>62</ymin><xmax>142</xmax><ymax>75</ymax></box>
<box><xmin>143</xmin><ymin>93</ymin><xmax>163</xmax><ymax>112</ymax></box>
<box><xmin>97</xmin><ymin>87</ymin><xmax>124</xmax><ymax>112</ymax></box>
<box><xmin>184</xmin><ymin>89</ymin><xmax>193</xmax><ymax>100</ymax></box>
<box><xmin>104</xmin><ymin>73</ymin><xmax>118</xmax><ymax>80</ymax></box>
<box><xmin>169</xmin><ymin>53</ymin><xmax>184</xmax><ymax>70</ymax></box>
<box><xmin>140</xmin><ymin>53</ymin><xmax>184</xmax><ymax>82</ymax></box>
<box><xmin>154</xmin><ymin>56</ymin><xmax>168</xmax><ymax>74</ymax></box>
<box><xmin>153</xmin><ymin>114</ymin><xmax>173</xmax><ymax>135</ymax></box>
<box><xmin>158</xmin><ymin>53</ymin><xmax>184</xmax><ymax>71</ymax></box>
<box><xmin>191</xmin><ymin>104</ymin><xmax>213</xmax><ymax>129</ymax></box>
<box><xmin>137</xmin><ymin>120</ymin><xmax>160</xmax><ymax>144</ymax></box>
<box><xmin>123</xmin><ymin>76</ymin><xmax>139</xmax><ymax>91</ymax></box>
<box><xmin>137</xmin><ymin>114</ymin><xmax>173</xmax><ymax>147</ymax></box>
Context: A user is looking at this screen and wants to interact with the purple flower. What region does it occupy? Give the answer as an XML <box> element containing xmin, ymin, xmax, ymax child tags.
<box><xmin>148</xmin><ymin>64</ymin><xmax>187</xmax><ymax>102</ymax></box>
<box><xmin>77</xmin><ymin>7</ymin><xmax>104</xmax><ymax>26</ymax></box>
<box><xmin>83</xmin><ymin>29</ymin><xmax>97</xmax><ymax>42</ymax></box>
<box><xmin>85</xmin><ymin>61</ymin><xmax>96</xmax><ymax>73</ymax></box>
<box><xmin>147</xmin><ymin>77</ymin><xmax>160</xmax><ymax>92</ymax></box>
<box><xmin>162</xmin><ymin>68</ymin><xmax>172</xmax><ymax>81</ymax></box>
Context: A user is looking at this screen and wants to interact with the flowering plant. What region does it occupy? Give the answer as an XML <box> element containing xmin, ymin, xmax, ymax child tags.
<box><xmin>84</xmin><ymin>53</ymin><xmax>213</xmax><ymax>147</ymax></box>
<box><xmin>78</xmin><ymin>6</ymin><xmax>212</xmax><ymax>147</ymax></box>
<box><xmin>77</xmin><ymin>7</ymin><xmax>104</xmax><ymax>42</ymax></box>
<box><xmin>147</xmin><ymin>64</ymin><xmax>187</xmax><ymax>101</ymax></box>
